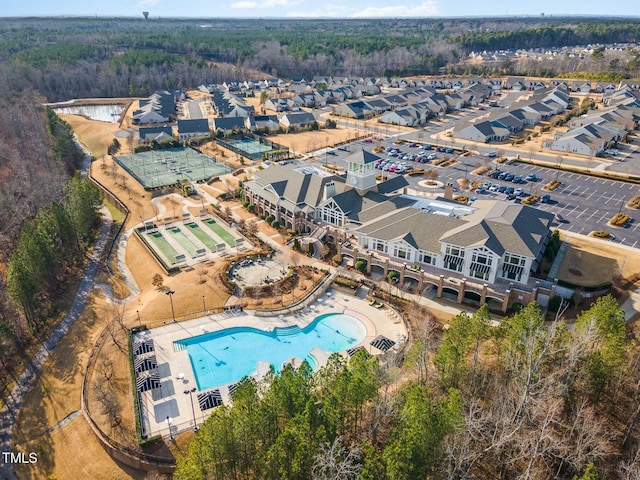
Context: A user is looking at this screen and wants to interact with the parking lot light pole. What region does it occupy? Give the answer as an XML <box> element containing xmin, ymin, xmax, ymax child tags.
<box><xmin>184</xmin><ymin>388</ymin><xmax>198</xmax><ymax>431</ymax></box>
<box><xmin>166</xmin><ymin>290</ymin><xmax>176</xmax><ymax>322</ymax></box>
<box><xmin>136</xmin><ymin>310</ymin><xmax>141</xmax><ymax>328</ymax></box>
<box><xmin>202</xmin><ymin>295</ymin><xmax>206</xmax><ymax>317</ymax></box>
<box><xmin>166</xmin><ymin>416</ymin><xmax>173</xmax><ymax>440</ymax></box>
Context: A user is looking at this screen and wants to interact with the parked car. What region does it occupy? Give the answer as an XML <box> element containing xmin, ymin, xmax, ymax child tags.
<box><xmin>475</xmin><ymin>187</ymin><xmax>487</xmax><ymax>194</ymax></box>
<box><xmin>513</xmin><ymin>175</ymin><xmax>522</xmax><ymax>183</ymax></box>
<box><xmin>363</xmin><ymin>138</ymin><xmax>373</xmax><ymax>143</ymax></box>
<box><xmin>515</xmin><ymin>188</ymin><xmax>524</xmax><ymax>196</ymax></box>
<box><xmin>491</xmin><ymin>171</ymin><xmax>502</xmax><ymax>179</ymax></box>
<box><xmin>506</xmin><ymin>193</ymin><xmax>516</xmax><ymax>200</ymax></box>
<box><xmin>497</xmin><ymin>185</ymin><xmax>507</xmax><ymax>193</ymax></box>
<box><xmin>554</xmin><ymin>213</ymin><xmax>566</xmax><ymax>223</ymax></box>
<box><xmin>525</xmin><ymin>174</ymin><xmax>537</xmax><ymax>181</ymax></box>
<box><xmin>427</xmin><ymin>153</ymin><xmax>437</xmax><ymax>160</ymax></box>
<box><xmin>498</xmin><ymin>173</ymin><xmax>507</xmax><ymax>180</ymax></box>
<box><xmin>542</xmin><ymin>194</ymin><xmax>551</xmax><ymax>203</ymax></box>
<box><xmin>485</xmin><ymin>151</ymin><xmax>497</xmax><ymax>157</ymax></box>
<box><xmin>504</xmin><ymin>173</ymin><xmax>514</xmax><ymax>181</ymax></box>
<box><xmin>505</xmin><ymin>187</ymin><xmax>515</xmax><ymax>195</ymax></box>
<box><xmin>489</xmin><ymin>184</ymin><xmax>500</xmax><ymax>192</ymax></box>
<box><xmin>445</xmin><ymin>148</ymin><xmax>454</xmax><ymax>154</ymax></box>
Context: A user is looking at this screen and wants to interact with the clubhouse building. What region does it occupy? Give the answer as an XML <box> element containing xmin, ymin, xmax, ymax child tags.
<box><xmin>244</xmin><ymin>150</ymin><xmax>557</xmax><ymax>311</ymax></box>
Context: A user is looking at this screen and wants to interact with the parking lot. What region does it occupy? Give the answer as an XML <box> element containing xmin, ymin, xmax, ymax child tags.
<box><xmin>310</xmin><ymin>133</ymin><xmax>640</xmax><ymax>249</ymax></box>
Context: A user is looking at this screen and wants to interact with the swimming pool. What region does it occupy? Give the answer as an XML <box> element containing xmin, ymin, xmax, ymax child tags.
<box><xmin>176</xmin><ymin>313</ymin><xmax>366</xmax><ymax>390</ymax></box>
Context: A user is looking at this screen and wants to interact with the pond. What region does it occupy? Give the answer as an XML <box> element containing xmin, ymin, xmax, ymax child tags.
<box><xmin>53</xmin><ymin>104</ymin><xmax>124</xmax><ymax>123</ymax></box>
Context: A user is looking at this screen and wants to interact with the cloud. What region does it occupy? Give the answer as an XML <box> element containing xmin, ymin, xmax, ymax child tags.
<box><xmin>138</xmin><ymin>0</ymin><xmax>160</xmax><ymax>7</ymax></box>
<box><xmin>352</xmin><ymin>0</ymin><xmax>439</xmax><ymax>17</ymax></box>
<box><xmin>285</xmin><ymin>4</ymin><xmax>350</xmax><ymax>17</ymax></box>
<box><xmin>231</xmin><ymin>0</ymin><xmax>302</xmax><ymax>9</ymax></box>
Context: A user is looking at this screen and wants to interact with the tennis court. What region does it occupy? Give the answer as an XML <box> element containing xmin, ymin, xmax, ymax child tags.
<box><xmin>228</xmin><ymin>139</ymin><xmax>274</xmax><ymax>155</ymax></box>
<box><xmin>185</xmin><ymin>223</ymin><xmax>219</xmax><ymax>252</ymax></box>
<box><xmin>114</xmin><ymin>147</ymin><xmax>231</xmax><ymax>189</ymax></box>
<box><xmin>167</xmin><ymin>227</ymin><xmax>200</xmax><ymax>258</ymax></box>
<box><xmin>146</xmin><ymin>231</ymin><xmax>179</xmax><ymax>261</ymax></box>
<box><xmin>203</xmin><ymin>218</ymin><xmax>236</xmax><ymax>246</ymax></box>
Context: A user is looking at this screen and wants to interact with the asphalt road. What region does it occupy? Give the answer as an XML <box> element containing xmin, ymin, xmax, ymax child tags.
<box><xmin>310</xmin><ymin>126</ymin><xmax>640</xmax><ymax>249</ymax></box>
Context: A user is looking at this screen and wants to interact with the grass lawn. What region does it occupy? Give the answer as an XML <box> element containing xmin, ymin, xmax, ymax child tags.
<box><xmin>202</xmin><ymin>218</ymin><xmax>236</xmax><ymax>246</ymax></box>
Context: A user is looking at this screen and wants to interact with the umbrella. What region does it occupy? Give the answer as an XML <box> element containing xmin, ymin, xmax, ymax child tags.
<box><xmin>136</xmin><ymin>371</ymin><xmax>160</xmax><ymax>392</ymax></box>
<box><xmin>198</xmin><ymin>389</ymin><xmax>223</xmax><ymax>411</ymax></box>
<box><xmin>133</xmin><ymin>339</ymin><xmax>154</xmax><ymax>356</ymax></box>
<box><xmin>370</xmin><ymin>335</ymin><xmax>396</xmax><ymax>352</ymax></box>
<box><xmin>134</xmin><ymin>354</ymin><xmax>157</xmax><ymax>373</ymax></box>
<box><xmin>346</xmin><ymin>346</ymin><xmax>366</xmax><ymax>357</ymax></box>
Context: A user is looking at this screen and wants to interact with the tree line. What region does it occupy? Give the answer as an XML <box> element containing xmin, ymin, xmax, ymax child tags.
<box><xmin>0</xmin><ymin>95</ymin><xmax>101</xmax><ymax>401</ymax></box>
<box><xmin>6</xmin><ymin>174</ymin><xmax>102</xmax><ymax>327</ymax></box>
<box><xmin>1</xmin><ymin>17</ymin><xmax>637</xmax><ymax>102</ymax></box>
<box><xmin>175</xmin><ymin>296</ymin><xmax>640</xmax><ymax>479</ymax></box>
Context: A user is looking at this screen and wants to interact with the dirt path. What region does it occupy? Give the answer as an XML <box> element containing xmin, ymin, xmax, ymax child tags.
<box><xmin>0</xmin><ymin>209</ymin><xmax>112</xmax><ymax>480</ymax></box>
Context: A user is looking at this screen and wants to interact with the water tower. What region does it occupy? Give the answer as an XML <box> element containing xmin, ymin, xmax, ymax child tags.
<box><xmin>143</xmin><ymin>11</ymin><xmax>149</xmax><ymax>20</ymax></box>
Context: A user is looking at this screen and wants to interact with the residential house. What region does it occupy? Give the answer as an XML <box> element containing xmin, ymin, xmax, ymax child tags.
<box><xmin>453</xmin><ymin>120</ymin><xmax>510</xmax><ymax>143</ymax></box>
<box><xmin>279</xmin><ymin>112</ymin><xmax>317</xmax><ymax>129</ymax></box>
<box><xmin>138</xmin><ymin>126</ymin><xmax>174</xmax><ymax>144</ymax></box>
<box><xmin>504</xmin><ymin>77</ymin><xmax>527</xmax><ymax>91</ymax></box>
<box><xmin>212</xmin><ymin>117</ymin><xmax>245</xmax><ymax>134</ymax></box>
<box><xmin>132</xmin><ymin>90</ymin><xmax>176</xmax><ymax>125</ymax></box>
<box><xmin>176</xmin><ymin>119</ymin><xmax>210</xmax><ymax>141</ymax></box>
<box><xmin>246</xmin><ymin>115</ymin><xmax>280</xmax><ymax>132</ymax></box>
<box><xmin>332</xmin><ymin>101</ymin><xmax>374</xmax><ymax>119</ymax></box>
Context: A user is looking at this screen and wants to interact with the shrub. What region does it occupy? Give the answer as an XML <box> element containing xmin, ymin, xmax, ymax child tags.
<box><xmin>271</xmin><ymin>220</ymin><xmax>280</xmax><ymax>228</ymax></box>
<box><xmin>293</xmin><ymin>238</ymin><xmax>301</xmax><ymax>251</ymax></box>
<box><xmin>591</xmin><ymin>230</ymin><xmax>610</xmax><ymax>238</ymax></box>
<box><xmin>242</xmin><ymin>201</ymin><xmax>249</xmax><ymax>208</ymax></box>
<box><xmin>511</xmin><ymin>302</ymin><xmax>524</xmax><ymax>313</ymax></box>
<box><xmin>387</xmin><ymin>270</ymin><xmax>400</xmax><ymax>282</ymax></box>
<box><xmin>354</xmin><ymin>260</ymin><xmax>367</xmax><ymax>272</ymax></box>
<box><xmin>548</xmin><ymin>295</ymin><xmax>563</xmax><ymax>313</ymax></box>
<box><xmin>248</xmin><ymin>204</ymin><xmax>255</xmax><ymax>212</ymax></box>
<box><xmin>332</xmin><ymin>254</ymin><xmax>343</xmax><ymax>265</ymax></box>
<box><xmin>265</xmin><ymin>215</ymin><xmax>275</xmax><ymax>223</ymax></box>
<box><xmin>610</xmin><ymin>213</ymin><xmax>630</xmax><ymax>226</ymax></box>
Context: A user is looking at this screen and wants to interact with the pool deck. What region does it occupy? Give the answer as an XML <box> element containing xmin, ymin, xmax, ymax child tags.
<box><xmin>134</xmin><ymin>289</ymin><xmax>407</xmax><ymax>438</ymax></box>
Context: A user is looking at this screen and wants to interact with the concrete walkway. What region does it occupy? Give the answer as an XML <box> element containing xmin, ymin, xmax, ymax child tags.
<box><xmin>0</xmin><ymin>209</ymin><xmax>112</xmax><ymax>480</ymax></box>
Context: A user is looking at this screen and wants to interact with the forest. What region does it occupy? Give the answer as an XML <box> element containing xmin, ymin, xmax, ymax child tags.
<box><xmin>175</xmin><ymin>299</ymin><xmax>640</xmax><ymax>479</ymax></box>
<box><xmin>0</xmin><ymin>17</ymin><xmax>638</xmax><ymax>102</ymax></box>
<box><xmin>0</xmin><ymin>92</ymin><xmax>102</xmax><ymax>399</ymax></box>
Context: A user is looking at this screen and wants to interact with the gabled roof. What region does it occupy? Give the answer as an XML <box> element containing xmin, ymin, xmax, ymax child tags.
<box><xmin>281</xmin><ymin>112</ymin><xmax>316</xmax><ymax>124</ymax></box>
<box><xmin>344</xmin><ymin>149</ymin><xmax>380</xmax><ymax>165</ymax></box>
<box><xmin>377</xmin><ymin>175</ymin><xmax>409</xmax><ymax>194</ymax></box>
<box><xmin>177</xmin><ymin>118</ymin><xmax>210</xmax><ymax>134</ymax></box>
<box><xmin>212</xmin><ymin>117</ymin><xmax>245</xmax><ymax>130</ymax></box>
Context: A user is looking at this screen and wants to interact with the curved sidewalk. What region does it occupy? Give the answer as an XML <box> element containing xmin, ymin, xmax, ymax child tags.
<box><xmin>0</xmin><ymin>212</ymin><xmax>112</xmax><ymax>480</ymax></box>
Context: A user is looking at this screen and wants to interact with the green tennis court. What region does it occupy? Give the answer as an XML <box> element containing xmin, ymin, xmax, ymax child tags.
<box><xmin>185</xmin><ymin>223</ymin><xmax>218</xmax><ymax>252</ymax></box>
<box><xmin>114</xmin><ymin>147</ymin><xmax>231</xmax><ymax>189</ymax></box>
<box><xmin>229</xmin><ymin>139</ymin><xmax>273</xmax><ymax>154</ymax></box>
<box><xmin>146</xmin><ymin>231</ymin><xmax>179</xmax><ymax>261</ymax></box>
<box><xmin>203</xmin><ymin>218</ymin><xmax>236</xmax><ymax>246</ymax></box>
<box><xmin>167</xmin><ymin>227</ymin><xmax>199</xmax><ymax>258</ymax></box>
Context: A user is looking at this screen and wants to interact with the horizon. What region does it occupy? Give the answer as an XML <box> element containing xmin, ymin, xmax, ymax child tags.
<box><xmin>1</xmin><ymin>0</ymin><xmax>639</xmax><ymax>20</ymax></box>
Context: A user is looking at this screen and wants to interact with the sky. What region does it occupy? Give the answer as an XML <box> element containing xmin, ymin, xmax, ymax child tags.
<box><xmin>1</xmin><ymin>0</ymin><xmax>638</xmax><ymax>18</ymax></box>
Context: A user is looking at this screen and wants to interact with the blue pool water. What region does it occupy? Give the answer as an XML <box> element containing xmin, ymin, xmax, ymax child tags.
<box><xmin>176</xmin><ymin>313</ymin><xmax>366</xmax><ymax>390</ymax></box>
